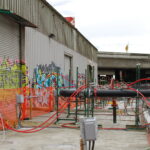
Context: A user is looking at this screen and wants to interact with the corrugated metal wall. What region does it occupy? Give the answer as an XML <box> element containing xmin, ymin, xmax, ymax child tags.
<box><xmin>0</xmin><ymin>14</ymin><xmax>19</xmax><ymax>59</ymax></box>
<box><xmin>0</xmin><ymin>0</ymin><xmax>97</xmax><ymax>62</ymax></box>
<box><xmin>25</xmin><ymin>27</ymin><xmax>97</xmax><ymax>82</ymax></box>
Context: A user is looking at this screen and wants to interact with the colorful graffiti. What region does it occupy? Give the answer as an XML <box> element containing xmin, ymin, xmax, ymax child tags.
<box><xmin>0</xmin><ymin>57</ymin><xmax>29</xmax><ymax>89</ymax></box>
<box><xmin>33</xmin><ymin>62</ymin><xmax>64</xmax><ymax>88</ymax></box>
<box><xmin>32</xmin><ymin>88</ymin><xmax>50</xmax><ymax>107</ymax></box>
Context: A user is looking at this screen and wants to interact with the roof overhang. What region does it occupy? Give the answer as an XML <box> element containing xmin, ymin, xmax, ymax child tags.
<box><xmin>0</xmin><ymin>9</ymin><xmax>37</xmax><ymax>28</ymax></box>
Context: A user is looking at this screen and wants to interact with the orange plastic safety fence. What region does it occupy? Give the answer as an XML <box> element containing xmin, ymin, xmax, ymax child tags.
<box><xmin>0</xmin><ymin>86</ymin><xmax>82</xmax><ymax>129</ymax></box>
<box><xmin>0</xmin><ymin>88</ymin><xmax>21</xmax><ymax>128</ymax></box>
<box><xmin>0</xmin><ymin>87</ymin><xmax>56</xmax><ymax>128</ymax></box>
<box><xmin>21</xmin><ymin>87</ymin><xmax>55</xmax><ymax>119</ymax></box>
<box><xmin>21</xmin><ymin>87</ymin><xmax>81</xmax><ymax>120</ymax></box>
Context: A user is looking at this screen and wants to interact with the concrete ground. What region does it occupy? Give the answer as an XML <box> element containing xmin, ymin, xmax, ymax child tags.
<box><xmin>0</xmin><ymin>101</ymin><xmax>150</xmax><ymax>150</ymax></box>
<box><xmin>0</xmin><ymin>128</ymin><xmax>149</xmax><ymax>150</ymax></box>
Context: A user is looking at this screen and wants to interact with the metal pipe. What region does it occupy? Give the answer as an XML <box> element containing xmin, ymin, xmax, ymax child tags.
<box><xmin>95</xmin><ymin>89</ymin><xmax>150</xmax><ymax>97</ymax></box>
<box><xmin>85</xmin><ymin>69</ymin><xmax>87</xmax><ymax>116</ymax></box>
<box><xmin>56</xmin><ymin>69</ymin><xmax>59</xmax><ymax>122</ymax></box>
<box><xmin>135</xmin><ymin>63</ymin><xmax>140</xmax><ymax>126</ymax></box>
<box><xmin>112</xmin><ymin>100</ymin><xmax>117</xmax><ymax>123</ymax></box>
<box><xmin>59</xmin><ymin>89</ymin><xmax>150</xmax><ymax>97</ymax></box>
<box><xmin>67</xmin><ymin>69</ymin><xmax>71</xmax><ymax>117</ymax></box>
<box><xmin>75</xmin><ymin>67</ymin><xmax>79</xmax><ymax>122</ymax></box>
<box><xmin>19</xmin><ymin>24</ymin><xmax>22</xmax><ymax>88</ymax></box>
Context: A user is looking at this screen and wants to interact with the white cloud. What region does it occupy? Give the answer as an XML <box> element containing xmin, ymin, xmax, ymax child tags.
<box><xmin>47</xmin><ymin>0</ymin><xmax>150</xmax><ymax>53</ymax></box>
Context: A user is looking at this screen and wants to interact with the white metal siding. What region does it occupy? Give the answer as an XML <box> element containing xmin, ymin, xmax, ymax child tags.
<box><xmin>25</xmin><ymin>27</ymin><xmax>97</xmax><ymax>83</ymax></box>
<box><xmin>25</xmin><ymin>27</ymin><xmax>63</xmax><ymax>77</ymax></box>
<box><xmin>0</xmin><ymin>14</ymin><xmax>20</xmax><ymax>59</ymax></box>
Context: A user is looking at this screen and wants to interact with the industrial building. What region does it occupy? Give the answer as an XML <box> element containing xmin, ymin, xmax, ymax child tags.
<box><xmin>0</xmin><ymin>0</ymin><xmax>98</xmax><ymax>89</ymax></box>
<box><xmin>0</xmin><ymin>1</ymin><xmax>150</xmax><ymax>150</ymax></box>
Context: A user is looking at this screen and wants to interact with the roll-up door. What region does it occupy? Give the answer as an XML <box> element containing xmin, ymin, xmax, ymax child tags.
<box><xmin>0</xmin><ymin>14</ymin><xmax>20</xmax><ymax>59</ymax></box>
<box><xmin>0</xmin><ymin>14</ymin><xmax>20</xmax><ymax>89</ymax></box>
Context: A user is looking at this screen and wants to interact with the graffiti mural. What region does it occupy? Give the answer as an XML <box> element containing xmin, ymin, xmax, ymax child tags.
<box><xmin>0</xmin><ymin>57</ymin><xmax>29</xmax><ymax>89</ymax></box>
<box><xmin>33</xmin><ymin>88</ymin><xmax>50</xmax><ymax>107</ymax></box>
<box><xmin>33</xmin><ymin>62</ymin><xmax>64</xmax><ymax>88</ymax></box>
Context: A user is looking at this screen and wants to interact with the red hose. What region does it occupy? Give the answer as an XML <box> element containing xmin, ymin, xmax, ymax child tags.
<box><xmin>61</xmin><ymin>122</ymin><xmax>78</xmax><ymax>129</ymax></box>
<box><xmin>4</xmin><ymin>78</ymin><xmax>150</xmax><ymax>132</ymax></box>
<box><xmin>100</xmin><ymin>128</ymin><xmax>127</xmax><ymax>130</ymax></box>
<box><xmin>4</xmin><ymin>85</ymin><xmax>87</xmax><ymax>133</ymax></box>
<box><xmin>142</xmin><ymin>123</ymin><xmax>150</xmax><ymax>127</ymax></box>
<box><xmin>61</xmin><ymin>122</ymin><xmax>127</xmax><ymax>130</ymax></box>
<box><xmin>127</xmin><ymin>78</ymin><xmax>150</xmax><ymax>87</ymax></box>
<box><xmin>127</xmin><ymin>87</ymin><xmax>150</xmax><ymax>107</ymax></box>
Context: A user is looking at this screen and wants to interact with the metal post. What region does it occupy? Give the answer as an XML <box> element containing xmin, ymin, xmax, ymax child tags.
<box><xmin>29</xmin><ymin>96</ymin><xmax>32</xmax><ymax>120</ymax></box>
<box><xmin>19</xmin><ymin>24</ymin><xmax>22</xmax><ymax>88</ymax></box>
<box><xmin>92</xmin><ymin>66</ymin><xmax>95</xmax><ymax>83</ymax></box>
<box><xmin>29</xmin><ymin>84</ymin><xmax>32</xmax><ymax>120</ymax></box>
<box><xmin>92</xmin><ymin>97</ymin><xmax>94</xmax><ymax>117</ymax></box>
<box><xmin>135</xmin><ymin>92</ymin><xmax>140</xmax><ymax>126</ymax></box>
<box><xmin>67</xmin><ymin>69</ymin><xmax>71</xmax><ymax>117</ymax></box>
<box><xmin>75</xmin><ymin>67</ymin><xmax>79</xmax><ymax>122</ymax></box>
<box><xmin>92</xmin><ymin>66</ymin><xmax>95</xmax><ymax>117</ymax></box>
<box><xmin>87</xmin><ymin>94</ymin><xmax>90</xmax><ymax>117</ymax></box>
<box><xmin>135</xmin><ymin>63</ymin><xmax>140</xmax><ymax>126</ymax></box>
<box><xmin>56</xmin><ymin>69</ymin><xmax>59</xmax><ymax>122</ymax></box>
<box><xmin>84</xmin><ymin>69</ymin><xmax>87</xmax><ymax>116</ymax></box>
<box><xmin>16</xmin><ymin>103</ymin><xmax>21</xmax><ymax>128</ymax></box>
<box><xmin>86</xmin><ymin>66</ymin><xmax>90</xmax><ymax>117</ymax></box>
<box><xmin>112</xmin><ymin>100</ymin><xmax>117</xmax><ymax>123</ymax></box>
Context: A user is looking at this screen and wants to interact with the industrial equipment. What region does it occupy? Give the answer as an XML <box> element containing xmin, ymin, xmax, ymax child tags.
<box><xmin>80</xmin><ymin>117</ymin><xmax>98</xmax><ymax>150</ymax></box>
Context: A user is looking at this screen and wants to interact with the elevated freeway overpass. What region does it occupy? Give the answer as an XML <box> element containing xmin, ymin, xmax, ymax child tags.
<box><xmin>97</xmin><ymin>51</ymin><xmax>150</xmax><ymax>83</ymax></box>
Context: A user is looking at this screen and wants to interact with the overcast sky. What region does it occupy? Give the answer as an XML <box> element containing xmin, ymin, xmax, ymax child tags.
<box><xmin>47</xmin><ymin>0</ymin><xmax>150</xmax><ymax>54</ymax></box>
